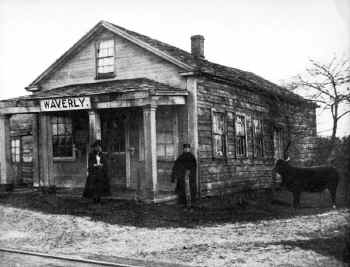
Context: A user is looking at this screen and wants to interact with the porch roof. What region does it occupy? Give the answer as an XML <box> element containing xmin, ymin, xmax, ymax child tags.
<box><xmin>0</xmin><ymin>78</ymin><xmax>188</xmax><ymax>114</ymax></box>
<box><xmin>5</xmin><ymin>78</ymin><xmax>187</xmax><ymax>102</ymax></box>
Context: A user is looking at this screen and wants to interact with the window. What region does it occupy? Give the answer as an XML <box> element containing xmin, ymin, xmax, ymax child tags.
<box><xmin>235</xmin><ymin>115</ymin><xmax>247</xmax><ymax>157</ymax></box>
<box><xmin>156</xmin><ymin>109</ymin><xmax>177</xmax><ymax>160</ymax></box>
<box><xmin>253</xmin><ymin>118</ymin><xmax>264</xmax><ymax>158</ymax></box>
<box><xmin>11</xmin><ymin>138</ymin><xmax>20</xmax><ymax>163</ymax></box>
<box><xmin>212</xmin><ymin>110</ymin><xmax>226</xmax><ymax>158</ymax></box>
<box><xmin>52</xmin><ymin>115</ymin><xmax>73</xmax><ymax>158</ymax></box>
<box><xmin>96</xmin><ymin>39</ymin><xmax>115</xmax><ymax>78</ymax></box>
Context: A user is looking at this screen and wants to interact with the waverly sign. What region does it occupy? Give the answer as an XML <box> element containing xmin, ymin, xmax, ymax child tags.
<box><xmin>40</xmin><ymin>96</ymin><xmax>91</xmax><ymax>112</ymax></box>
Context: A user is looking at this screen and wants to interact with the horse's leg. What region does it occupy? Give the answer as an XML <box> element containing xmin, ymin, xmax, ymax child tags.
<box><xmin>329</xmin><ymin>187</ymin><xmax>337</xmax><ymax>209</ymax></box>
<box><xmin>292</xmin><ymin>191</ymin><xmax>301</xmax><ymax>209</ymax></box>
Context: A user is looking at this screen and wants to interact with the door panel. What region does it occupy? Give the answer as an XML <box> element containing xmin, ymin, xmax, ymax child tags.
<box><xmin>102</xmin><ymin>113</ymin><xmax>126</xmax><ymax>187</ymax></box>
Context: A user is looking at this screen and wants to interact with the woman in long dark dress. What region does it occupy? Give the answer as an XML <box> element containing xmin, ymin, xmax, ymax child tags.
<box><xmin>83</xmin><ymin>140</ymin><xmax>110</xmax><ymax>203</ymax></box>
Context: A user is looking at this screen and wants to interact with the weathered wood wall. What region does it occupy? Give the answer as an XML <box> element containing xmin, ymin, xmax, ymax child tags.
<box><xmin>197</xmin><ymin>77</ymin><xmax>317</xmax><ymax>197</ymax></box>
<box><xmin>40</xmin><ymin>30</ymin><xmax>186</xmax><ymax>91</ymax></box>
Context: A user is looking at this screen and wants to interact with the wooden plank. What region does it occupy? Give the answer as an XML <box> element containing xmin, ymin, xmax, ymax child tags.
<box><xmin>143</xmin><ymin>105</ymin><xmax>158</xmax><ymax>199</ymax></box>
<box><xmin>32</xmin><ymin>114</ymin><xmax>40</xmax><ymax>187</ymax></box>
<box><xmin>39</xmin><ymin>114</ymin><xmax>53</xmax><ymax>187</ymax></box>
<box><xmin>0</xmin><ymin>106</ymin><xmax>40</xmax><ymax>115</ymax></box>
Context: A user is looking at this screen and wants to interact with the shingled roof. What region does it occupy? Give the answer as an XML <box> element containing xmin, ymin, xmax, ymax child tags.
<box><xmin>1</xmin><ymin>78</ymin><xmax>187</xmax><ymax>104</ymax></box>
<box><xmin>103</xmin><ymin>21</ymin><xmax>306</xmax><ymax>103</ymax></box>
<box><xmin>27</xmin><ymin>20</ymin><xmax>308</xmax><ymax>104</ymax></box>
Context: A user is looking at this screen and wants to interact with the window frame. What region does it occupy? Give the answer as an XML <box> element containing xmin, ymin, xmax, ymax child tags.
<box><xmin>51</xmin><ymin>115</ymin><xmax>76</xmax><ymax>162</ymax></box>
<box><xmin>211</xmin><ymin>108</ymin><xmax>227</xmax><ymax>159</ymax></box>
<box><xmin>234</xmin><ymin>113</ymin><xmax>248</xmax><ymax>158</ymax></box>
<box><xmin>10</xmin><ymin>137</ymin><xmax>21</xmax><ymax>163</ymax></box>
<box><xmin>252</xmin><ymin>117</ymin><xmax>264</xmax><ymax>158</ymax></box>
<box><xmin>95</xmin><ymin>38</ymin><xmax>116</xmax><ymax>79</ymax></box>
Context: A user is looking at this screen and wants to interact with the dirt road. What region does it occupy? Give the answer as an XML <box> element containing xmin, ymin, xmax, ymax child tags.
<box><xmin>0</xmin><ymin>193</ymin><xmax>348</xmax><ymax>266</ymax></box>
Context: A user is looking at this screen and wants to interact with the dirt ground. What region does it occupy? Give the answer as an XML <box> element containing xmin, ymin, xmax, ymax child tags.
<box><xmin>0</xmin><ymin>191</ymin><xmax>349</xmax><ymax>266</ymax></box>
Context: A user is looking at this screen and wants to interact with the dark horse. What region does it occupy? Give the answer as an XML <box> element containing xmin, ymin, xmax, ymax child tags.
<box><xmin>273</xmin><ymin>159</ymin><xmax>339</xmax><ymax>208</ymax></box>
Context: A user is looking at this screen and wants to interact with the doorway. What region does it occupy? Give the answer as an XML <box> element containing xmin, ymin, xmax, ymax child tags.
<box><xmin>10</xmin><ymin>135</ymin><xmax>33</xmax><ymax>186</ymax></box>
<box><xmin>101</xmin><ymin>111</ymin><xmax>126</xmax><ymax>188</ymax></box>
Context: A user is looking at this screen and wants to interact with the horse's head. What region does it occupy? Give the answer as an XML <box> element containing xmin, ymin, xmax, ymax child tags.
<box><xmin>272</xmin><ymin>158</ymin><xmax>290</xmax><ymax>176</ymax></box>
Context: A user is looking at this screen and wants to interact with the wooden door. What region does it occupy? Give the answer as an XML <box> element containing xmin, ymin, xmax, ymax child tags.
<box><xmin>128</xmin><ymin>110</ymin><xmax>143</xmax><ymax>190</ymax></box>
<box><xmin>102</xmin><ymin>113</ymin><xmax>126</xmax><ymax>187</ymax></box>
<box><xmin>10</xmin><ymin>137</ymin><xmax>21</xmax><ymax>184</ymax></box>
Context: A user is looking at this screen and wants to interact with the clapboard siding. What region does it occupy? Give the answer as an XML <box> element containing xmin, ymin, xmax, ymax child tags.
<box><xmin>40</xmin><ymin>30</ymin><xmax>186</xmax><ymax>91</ymax></box>
<box><xmin>197</xmin><ymin>77</ymin><xmax>317</xmax><ymax>197</ymax></box>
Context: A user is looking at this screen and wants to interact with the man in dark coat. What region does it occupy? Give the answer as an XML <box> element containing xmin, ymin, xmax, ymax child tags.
<box><xmin>83</xmin><ymin>140</ymin><xmax>110</xmax><ymax>203</ymax></box>
<box><xmin>171</xmin><ymin>144</ymin><xmax>197</xmax><ymax>206</ymax></box>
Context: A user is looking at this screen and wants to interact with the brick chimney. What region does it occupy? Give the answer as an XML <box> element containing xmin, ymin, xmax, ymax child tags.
<box><xmin>191</xmin><ymin>35</ymin><xmax>205</xmax><ymax>58</ymax></box>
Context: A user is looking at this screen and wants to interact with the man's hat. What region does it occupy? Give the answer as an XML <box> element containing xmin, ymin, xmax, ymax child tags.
<box><xmin>183</xmin><ymin>143</ymin><xmax>191</xmax><ymax>149</ymax></box>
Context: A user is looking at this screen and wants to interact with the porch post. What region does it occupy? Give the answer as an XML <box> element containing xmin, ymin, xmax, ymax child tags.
<box><xmin>186</xmin><ymin>77</ymin><xmax>200</xmax><ymax>198</ymax></box>
<box><xmin>143</xmin><ymin>104</ymin><xmax>157</xmax><ymax>200</ymax></box>
<box><xmin>32</xmin><ymin>114</ymin><xmax>40</xmax><ymax>187</ymax></box>
<box><xmin>39</xmin><ymin>113</ymin><xmax>54</xmax><ymax>187</ymax></box>
<box><xmin>0</xmin><ymin>114</ymin><xmax>13</xmax><ymax>186</ymax></box>
<box><xmin>88</xmin><ymin>110</ymin><xmax>101</xmax><ymax>146</ymax></box>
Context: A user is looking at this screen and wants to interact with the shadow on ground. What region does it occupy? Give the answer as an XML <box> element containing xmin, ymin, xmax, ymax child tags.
<box><xmin>250</xmin><ymin>235</ymin><xmax>346</xmax><ymax>263</ymax></box>
<box><xmin>0</xmin><ymin>190</ymin><xmax>347</xmax><ymax>229</ymax></box>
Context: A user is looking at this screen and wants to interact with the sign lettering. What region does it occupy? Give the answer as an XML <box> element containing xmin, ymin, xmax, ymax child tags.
<box><xmin>40</xmin><ymin>97</ymin><xmax>91</xmax><ymax>112</ymax></box>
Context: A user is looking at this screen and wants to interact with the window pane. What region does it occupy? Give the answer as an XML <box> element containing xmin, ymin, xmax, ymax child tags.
<box><xmin>158</xmin><ymin>133</ymin><xmax>166</xmax><ymax>143</ymax></box>
<box><xmin>98</xmin><ymin>49</ymin><xmax>107</xmax><ymax>57</ymax></box>
<box><xmin>236</xmin><ymin>116</ymin><xmax>245</xmax><ymax>135</ymax></box>
<box><xmin>104</xmin><ymin>65</ymin><xmax>114</xmax><ymax>73</ymax></box>
<box><xmin>214</xmin><ymin>135</ymin><xmax>223</xmax><ymax>156</ymax></box>
<box><xmin>157</xmin><ymin>144</ymin><xmax>165</xmax><ymax>157</ymax></box>
<box><xmin>253</xmin><ymin>119</ymin><xmax>262</xmax><ymax>134</ymax></box>
<box><xmin>213</xmin><ymin>112</ymin><xmax>224</xmax><ymax>134</ymax></box>
<box><xmin>99</xmin><ymin>39</ymin><xmax>114</xmax><ymax>49</ymax></box>
<box><xmin>52</xmin><ymin>124</ymin><xmax>57</xmax><ymax>135</ymax></box>
<box><xmin>66</xmin><ymin>122</ymin><xmax>72</xmax><ymax>134</ymax></box>
<box><xmin>58</xmin><ymin>124</ymin><xmax>65</xmax><ymax>135</ymax></box>
<box><xmin>166</xmin><ymin>144</ymin><xmax>175</xmax><ymax>157</ymax></box>
<box><xmin>104</xmin><ymin>57</ymin><xmax>114</xmax><ymax>65</ymax></box>
<box><xmin>106</xmin><ymin>47</ymin><xmax>114</xmax><ymax>57</ymax></box>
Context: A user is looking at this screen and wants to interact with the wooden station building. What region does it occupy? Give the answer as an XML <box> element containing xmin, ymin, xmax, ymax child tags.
<box><xmin>0</xmin><ymin>21</ymin><xmax>317</xmax><ymax>201</ymax></box>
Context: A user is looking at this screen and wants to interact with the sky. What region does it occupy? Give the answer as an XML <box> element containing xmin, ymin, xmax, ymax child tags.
<box><xmin>0</xmin><ymin>0</ymin><xmax>349</xmax><ymax>136</ymax></box>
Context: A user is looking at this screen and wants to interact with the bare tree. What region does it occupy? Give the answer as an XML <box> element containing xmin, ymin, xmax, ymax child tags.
<box><xmin>286</xmin><ymin>55</ymin><xmax>350</xmax><ymax>147</ymax></box>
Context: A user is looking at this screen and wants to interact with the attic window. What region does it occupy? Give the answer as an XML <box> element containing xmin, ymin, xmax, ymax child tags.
<box><xmin>96</xmin><ymin>39</ymin><xmax>115</xmax><ymax>79</ymax></box>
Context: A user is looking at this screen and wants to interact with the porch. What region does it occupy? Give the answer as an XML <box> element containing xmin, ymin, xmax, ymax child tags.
<box><xmin>0</xmin><ymin>78</ymin><xmax>189</xmax><ymax>202</ymax></box>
